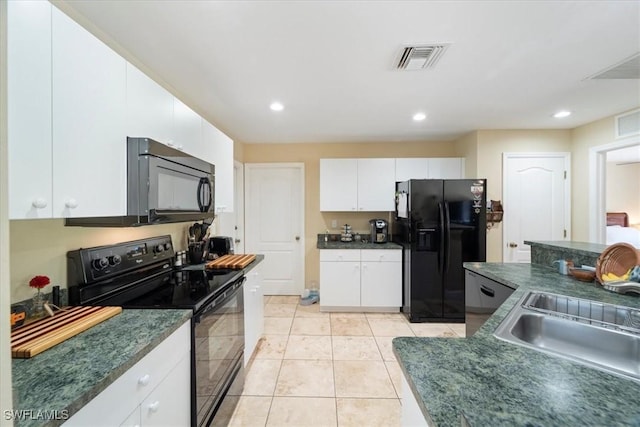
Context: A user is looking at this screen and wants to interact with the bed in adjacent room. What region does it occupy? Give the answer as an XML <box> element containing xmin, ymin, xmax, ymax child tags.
<box><xmin>606</xmin><ymin>212</ymin><xmax>640</xmax><ymax>248</ymax></box>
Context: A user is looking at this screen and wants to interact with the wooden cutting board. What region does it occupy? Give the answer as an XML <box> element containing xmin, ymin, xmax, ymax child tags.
<box><xmin>11</xmin><ymin>306</ymin><xmax>122</xmax><ymax>358</ymax></box>
<box><xmin>205</xmin><ymin>254</ymin><xmax>256</xmax><ymax>270</ymax></box>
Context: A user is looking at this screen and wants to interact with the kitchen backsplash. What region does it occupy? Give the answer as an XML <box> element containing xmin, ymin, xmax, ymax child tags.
<box><xmin>9</xmin><ymin>219</ymin><xmax>193</xmax><ymax>303</ymax></box>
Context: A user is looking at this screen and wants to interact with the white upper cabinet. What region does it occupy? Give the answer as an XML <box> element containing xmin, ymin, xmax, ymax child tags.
<box><xmin>395</xmin><ymin>158</ymin><xmax>428</xmax><ymax>182</ymax></box>
<box><xmin>320</xmin><ymin>159</ymin><xmax>358</xmax><ymax>211</ymax></box>
<box><xmin>320</xmin><ymin>158</ymin><xmax>395</xmax><ymax>212</ymax></box>
<box><xmin>7</xmin><ymin>0</ymin><xmax>53</xmax><ymax>219</ymax></box>
<box><xmin>52</xmin><ymin>6</ymin><xmax>127</xmax><ymax>218</ymax></box>
<box><xmin>172</xmin><ymin>98</ymin><xmax>202</xmax><ymax>156</ymax></box>
<box><xmin>357</xmin><ymin>158</ymin><xmax>395</xmax><ymax>211</ymax></box>
<box><xmin>202</xmin><ymin>119</ymin><xmax>234</xmax><ymax>212</ymax></box>
<box><xmin>125</xmin><ymin>62</ymin><xmax>174</xmax><ymax>144</ymax></box>
<box><xmin>428</xmin><ymin>158</ymin><xmax>465</xmax><ymax>179</ymax></box>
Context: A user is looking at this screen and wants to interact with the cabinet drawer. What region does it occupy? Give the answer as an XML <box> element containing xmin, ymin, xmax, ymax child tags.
<box><xmin>320</xmin><ymin>249</ymin><xmax>360</xmax><ymax>262</ymax></box>
<box><xmin>361</xmin><ymin>249</ymin><xmax>401</xmax><ymax>262</ymax></box>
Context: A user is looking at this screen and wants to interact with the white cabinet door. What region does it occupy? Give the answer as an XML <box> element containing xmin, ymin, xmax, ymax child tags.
<box><xmin>357</xmin><ymin>158</ymin><xmax>395</xmax><ymax>211</ymax></box>
<box><xmin>172</xmin><ymin>97</ymin><xmax>202</xmax><ymax>155</ymax></box>
<box><xmin>360</xmin><ymin>250</ymin><xmax>402</xmax><ymax>307</ymax></box>
<box><xmin>202</xmin><ymin>119</ymin><xmax>234</xmax><ymax>212</ymax></box>
<box><xmin>428</xmin><ymin>158</ymin><xmax>464</xmax><ymax>179</ymax></box>
<box><xmin>140</xmin><ymin>354</ymin><xmax>191</xmax><ymax>427</ymax></box>
<box><xmin>52</xmin><ymin>7</ymin><xmax>127</xmax><ymax>218</ymax></box>
<box><xmin>125</xmin><ymin>62</ymin><xmax>174</xmax><ymax>144</ymax></box>
<box><xmin>7</xmin><ymin>0</ymin><xmax>53</xmax><ymax>219</ymax></box>
<box><xmin>120</xmin><ymin>407</ymin><xmax>141</xmax><ymax>427</ymax></box>
<box><xmin>395</xmin><ymin>158</ymin><xmax>428</xmax><ymax>182</ymax></box>
<box><xmin>320</xmin><ymin>261</ymin><xmax>360</xmax><ymax>307</ymax></box>
<box><xmin>244</xmin><ymin>264</ymin><xmax>264</xmax><ymax>367</ymax></box>
<box><xmin>320</xmin><ymin>159</ymin><xmax>358</xmax><ymax>211</ymax></box>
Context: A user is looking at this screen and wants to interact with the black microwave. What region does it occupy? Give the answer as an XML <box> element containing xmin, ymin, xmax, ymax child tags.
<box><xmin>66</xmin><ymin>137</ymin><xmax>215</xmax><ymax>227</ymax></box>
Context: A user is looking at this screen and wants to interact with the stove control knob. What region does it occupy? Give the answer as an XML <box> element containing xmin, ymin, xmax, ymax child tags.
<box><xmin>154</xmin><ymin>245</ymin><xmax>164</xmax><ymax>254</ymax></box>
<box><xmin>92</xmin><ymin>257</ymin><xmax>109</xmax><ymax>270</ymax></box>
<box><xmin>108</xmin><ymin>254</ymin><xmax>122</xmax><ymax>266</ymax></box>
<box><xmin>163</xmin><ymin>243</ymin><xmax>172</xmax><ymax>252</ymax></box>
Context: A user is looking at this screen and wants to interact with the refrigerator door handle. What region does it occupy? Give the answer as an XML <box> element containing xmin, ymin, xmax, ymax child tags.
<box><xmin>444</xmin><ymin>201</ymin><xmax>451</xmax><ymax>273</ymax></box>
<box><xmin>438</xmin><ymin>202</ymin><xmax>445</xmax><ymax>274</ymax></box>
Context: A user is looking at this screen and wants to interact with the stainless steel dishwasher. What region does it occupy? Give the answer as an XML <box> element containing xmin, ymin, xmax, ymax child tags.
<box><xmin>465</xmin><ymin>270</ymin><xmax>515</xmax><ymax>336</ymax></box>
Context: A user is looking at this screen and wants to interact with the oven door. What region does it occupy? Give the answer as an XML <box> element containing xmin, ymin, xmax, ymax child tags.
<box><xmin>194</xmin><ymin>277</ymin><xmax>245</xmax><ymax>427</ymax></box>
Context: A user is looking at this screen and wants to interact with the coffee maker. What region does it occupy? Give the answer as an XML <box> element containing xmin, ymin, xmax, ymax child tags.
<box><xmin>369</xmin><ymin>219</ymin><xmax>388</xmax><ymax>243</ymax></box>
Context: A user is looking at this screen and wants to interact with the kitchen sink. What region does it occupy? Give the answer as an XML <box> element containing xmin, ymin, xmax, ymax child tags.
<box><xmin>494</xmin><ymin>291</ymin><xmax>640</xmax><ymax>382</ymax></box>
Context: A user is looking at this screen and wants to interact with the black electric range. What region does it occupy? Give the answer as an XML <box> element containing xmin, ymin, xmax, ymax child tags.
<box><xmin>66</xmin><ymin>235</ymin><xmax>241</xmax><ymax>311</ymax></box>
<box><xmin>67</xmin><ymin>235</ymin><xmax>246</xmax><ymax>427</ymax></box>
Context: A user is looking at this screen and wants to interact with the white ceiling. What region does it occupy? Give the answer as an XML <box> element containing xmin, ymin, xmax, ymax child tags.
<box><xmin>60</xmin><ymin>0</ymin><xmax>640</xmax><ymax>144</ymax></box>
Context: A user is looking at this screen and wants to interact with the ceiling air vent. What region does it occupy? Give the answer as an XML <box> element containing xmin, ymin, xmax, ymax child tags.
<box><xmin>589</xmin><ymin>52</ymin><xmax>640</xmax><ymax>80</ymax></box>
<box><xmin>396</xmin><ymin>44</ymin><xmax>449</xmax><ymax>70</ymax></box>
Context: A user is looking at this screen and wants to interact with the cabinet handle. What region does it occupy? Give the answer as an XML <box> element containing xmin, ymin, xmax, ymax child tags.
<box><xmin>32</xmin><ymin>198</ymin><xmax>47</xmax><ymax>209</ymax></box>
<box><xmin>480</xmin><ymin>286</ymin><xmax>495</xmax><ymax>298</ymax></box>
<box><xmin>148</xmin><ymin>401</ymin><xmax>160</xmax><ymax>413</ymax></box>
<box><xmin>138</xmin><ymin>374</ymin><xmax>151</xmax><ymax>386</ymax></box>
<box><xmin>65</xmin><ymin>199</ymin><xmax>78</xmax><ymax>209</ymax></box>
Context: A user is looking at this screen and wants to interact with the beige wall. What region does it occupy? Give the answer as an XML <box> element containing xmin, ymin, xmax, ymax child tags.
<box><xmin>606</xmin><ymin>162</ymin><xmax>640</xmax><ymax>225</ymax></box>
<box><xmin>242</xmin><ymin>141</ymin><xmax>457</xmax><ymax>289</ymax></box>
<box><xmin>469</xmin><ymin>130</ymin><xmax>572</xmax><ymax>261</ymax></box>
<box><xmin>9</xmin><ymin>220</ymin><xmax>191</xmax><ymax>303</ymax></box>
<box><xmin>454</xmin><ymin>131</ymin><xmax>479</xmax><ymax>178</ymax></box>
<box><xmin>570</xmin><ymin>115</ymin><xmax>617</xmax><ymax>241</ymax></box>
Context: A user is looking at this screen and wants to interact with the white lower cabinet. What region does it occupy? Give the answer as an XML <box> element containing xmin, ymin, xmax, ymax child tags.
<box><xmin>244</xmin><ymin>264</ymin><xmax>264</xmax><ymax>366</ymax></box>
<box><xmin>320</xmin><ymin>249</ymin><xmax>401</xmax><ymax>310</ymax></box>
<box><xmin>140</xmin><ymin>354</ymin><xmax>191</xmax><ymax>426</ymax></box>
<box><xmin>64</xmin><ymin>321</ymin><xmax>191</xmax><ymax>427</ymax></box>
<box><xmin>401</xmin><ymin>375</ymin><xmax>430</xmax><ymax>427</ymax></box>
<box><xmin>360</xmin><ymin>250</ymin><xmax>402</xmax><ymax>307</ymax></box>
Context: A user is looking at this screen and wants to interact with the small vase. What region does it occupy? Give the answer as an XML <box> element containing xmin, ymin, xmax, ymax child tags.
<box><xmin>32</xmin><ymin>290</ymin><xmax>46</xmax><ymax>319</ymax></box>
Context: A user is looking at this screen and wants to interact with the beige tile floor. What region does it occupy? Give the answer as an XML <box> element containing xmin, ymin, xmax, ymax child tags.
<box><xmin>222</xmin><ymin>296</ymin><xmax>465</xmax><ymax>427</ymax></box>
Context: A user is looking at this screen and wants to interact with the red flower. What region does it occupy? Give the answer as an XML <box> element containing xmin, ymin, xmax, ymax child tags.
<box><xmin>29</xmin><ymin>275</ymin><xmax>50</xmax><ymax>289</ymax></box>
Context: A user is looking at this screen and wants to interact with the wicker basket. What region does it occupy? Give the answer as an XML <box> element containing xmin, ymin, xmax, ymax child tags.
<box><xmin>596</xmin><ymin>243</ymin><xmax>640</xmax><ymax>284</ymax></box>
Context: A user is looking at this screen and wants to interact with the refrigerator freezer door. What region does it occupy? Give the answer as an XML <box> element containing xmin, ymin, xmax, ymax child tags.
<box><xmin>407</xmin><ymin>180</ymin><xmax>444</xmax><ymax>321</ymax></box>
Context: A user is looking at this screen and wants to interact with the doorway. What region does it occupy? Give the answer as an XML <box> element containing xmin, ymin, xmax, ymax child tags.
<box><xmin>244</xmin><ymin>163</ymin><xmax>305</xmax><ymax>295</ymax></box>
<box><xmin>589</xmin><ymin>136</ymin><xmax>640</xmax><ymax>244</ymax></box>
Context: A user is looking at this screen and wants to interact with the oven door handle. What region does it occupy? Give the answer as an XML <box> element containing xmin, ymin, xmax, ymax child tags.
<box><xmin>197</xmin><ymin>276</ymin><xmax>246</xmax><ymax>319</ymax></box>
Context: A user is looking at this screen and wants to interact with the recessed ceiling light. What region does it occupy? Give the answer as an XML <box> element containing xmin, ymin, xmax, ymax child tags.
<box><xmin>553</xmin><ymin>110</ymin><xmax>571</xmax><ymax>118</ymax></box>
<box><xmin>270</xmin><ymin>102</ymin><xmax>284</xmax><ymax>112</ymax></box>
<box><xmin>413</xmin><ymin>112</ymin><xmax>427</xmax><ymax>121</ymax></box>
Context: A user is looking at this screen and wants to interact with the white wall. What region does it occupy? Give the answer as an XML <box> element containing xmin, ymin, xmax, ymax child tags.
<box><xmin>0</xmin><ymin>0</ymin><xmax>14</xmax><ymax>423</ymax></box>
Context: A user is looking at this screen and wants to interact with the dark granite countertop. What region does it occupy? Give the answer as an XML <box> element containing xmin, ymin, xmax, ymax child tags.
<box><xmin>526</xmin><ymin>240</ymin><xmax>609</xmax><ymax>258</ymax></box>
<box><xmin>393</xmin><ymin>262</ymin><xmax>640</xmax><ymax>427</ymax></box>
<box><xmin>11</xmin><ymin>309</ymin><xmax>191</xmax><ymax>427</ymax></box>
<box><xmin>316</xmin><ymin>235</ymin><xmax>401</xmax><ymax>250</ymax></box>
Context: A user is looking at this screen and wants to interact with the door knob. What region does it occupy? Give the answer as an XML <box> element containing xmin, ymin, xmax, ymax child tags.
<box><xmin>508</xmin><ymin>242</ymin><xmax>518</xmax><ymax>248</ymax></box>
<box><xmin>295</xmin><ymin>236</ymin><xmax>300</xmax><ymax>241</ymax></box>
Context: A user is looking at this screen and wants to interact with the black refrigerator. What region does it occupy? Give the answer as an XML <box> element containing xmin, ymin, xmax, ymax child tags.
<box><xmin>394</xmin><ymin>179</ymin><xmax>486</xmax><ymax>322</ymax></box>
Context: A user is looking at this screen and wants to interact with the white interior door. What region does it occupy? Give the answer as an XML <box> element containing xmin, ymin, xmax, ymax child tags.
<box><xmin>503</xmin><ymin>153</ymin><xmax>570</xmax><ymax>262</ymax></box>
<box><xmin>216</xmin><ymin>161</ymin><xmax>244</xmax><ymax>253</ymax></box>
<box><xmin>245</xmin><ymin>163</ymin><xmax>304</xmax><ymax>295</ymax></box>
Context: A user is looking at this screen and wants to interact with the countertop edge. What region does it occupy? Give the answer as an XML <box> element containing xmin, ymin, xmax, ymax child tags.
<box><xmin>13</xmin><ymin>309</ymin><xmax>192</xmax><ymax>427</ymax></box>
